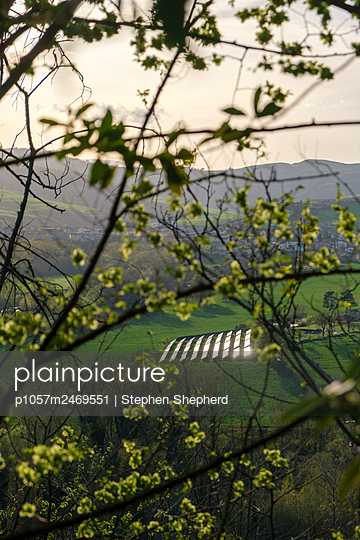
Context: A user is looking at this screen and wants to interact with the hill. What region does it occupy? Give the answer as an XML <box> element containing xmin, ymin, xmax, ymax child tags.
<box><xmin>0</xmin><ymin>187</ymin><xmax>105</xmax><ymax>228</ymax></box>
<box><xmin>1</xmin><ymin>151</ymin><xmax>360</xmax><ymax>227</ymax></box>
<box><xmin>189</xmin><ymin>160</ymin><xmax>360</xmax><ymax>209</ymax></box>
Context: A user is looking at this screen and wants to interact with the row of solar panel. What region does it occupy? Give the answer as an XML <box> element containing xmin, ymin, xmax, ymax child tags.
<box><xmin>159</xmin><ymin>329</ymin><xmax>252</xmax><ymax>362</ymax></box>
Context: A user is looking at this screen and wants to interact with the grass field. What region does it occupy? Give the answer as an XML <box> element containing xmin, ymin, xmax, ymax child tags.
<box><xmin>303</xmin><ymin>334</ymin><xmax>360</xmax><ymax>379</ymax></box>
<box><xmin>0</xmin><ymin>188</ymin><xmax>101</xmax><ymax>227</ymax></box>
<box><xmin>278</xmin><ymin>264</ymin><xmax>360</xmax><ymax>312</ymax></box>
<box><xmin>171</xmin><ymin>359</ymin><xmax>305</xmax><ymax>421</ymax></box>
<box><xmin>311</xmin><ymin>199</ymin><xmax>360</xmax><ymax>224</ymax></box>
<box><xmin>7</xmin><ymin>261</ymin><xmax>360</xmax><ymax>420</ymax></box>
<box><xmin>2</xmin><ymin>291</ymin><xmax>358</xmax><ymax>421</ymax></box>
<box><xmin>25</xmin><ymin>259</ymin><xmax>360</xmax><ymax>315</ymax></box>
<box><xmin>80</xmin><ymin>295</ymin><xmax>251</xmax><ymax>352</ymax></box>
<box><xmin>78</xmin><ymin>330</ymin><xmax>360</xmax><ymax>420</ymax></box>
<box><xmin>46</xmin><ymin>275</ymin><xmax>76</xmax><ymax>290</ymax></box>
<box><xmin>76</xmin><ymin>262</ymin><xmax>360</xmax><ymax>353</ymax></box>
<box><xmin>77</xmin><ymin>290</ymin><xmax>360</xmax><ymax>420</ymax></box>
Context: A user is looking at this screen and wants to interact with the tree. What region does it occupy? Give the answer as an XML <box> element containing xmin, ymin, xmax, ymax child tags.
<box><xmin>323</xmin><ymin>290</ymin><xmax>337</xmax><ymax>311</ymax></box>
<box><xmin>322</xmin><ymin>290</ymin><xmax>338</xmax><ymax>333</ymax></box>
<box><xmin>340</xmin><ymin>288</ymin><xmax>359</xmax><ymax>331</ymax></box>
<box><xmin>308</xmin><ymin>311</ymin><xmax>331</xmax><ymax>338</ymax></box>
<box><xmin>341</xmin><ymin>289</ymin><xmax>358</xmax><ymax>310</ymax></box>
<box><xmin>2</xmin><ymin>0</ymin><xmax>360</xmax><ymax>539</ymax></box>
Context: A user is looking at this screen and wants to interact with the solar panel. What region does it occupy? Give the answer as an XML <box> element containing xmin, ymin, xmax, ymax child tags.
<box><xmin>233</xmin><ymin>329</ymin><xmax>241</xmax><ymax>358</ymax></box>
<box><xmin>180</xmin><ymin>337</ymin><xmax>195</xmax><ymax>361</ymax></box>
<box><xmin>212</xmin><ymin>332</ymin><xmax>223</xmax><ymax>359</ymax></box>
<box><xmin>170</xmin><ymin>338</ymin><xmax>185</xmax><ymax>361</ymax></box>
<box><xmin>201</xmin><ymin>334</ymin><xmax>214</xmax><ymax>360</ymax></box>
<box><xmin>159</xmin><ymin>339</ymin><xmax>176</xmax><ymax>362</ymax></box>
<box><xmin>222</xmin><ymin>331</ymin><xmax>232</xmax><ymax>358</ymax></box>
<box><xmin>191</xmin><ymin>335</ymin><xmax>204</xmax><ymax>360</ymax></box>
<box><xmin>244</xmin><ymin>329</ymin><xmax>251</xmax><ymax>357</ymax></box>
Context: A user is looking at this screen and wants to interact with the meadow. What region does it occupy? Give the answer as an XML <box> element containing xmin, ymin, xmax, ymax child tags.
<box><xmin>77</xmin><ymin>282</ymin><xmax>360</xmax><ymax>421</ymax></box>
<box><xmin>0</xmin><ymin>188</ymin><xmax>101</xmax><ymax>227</ymax></box>
<box><xmin>77</xmin><ymin>263</ymin><xmax>360</xmax><ymax>353</ymax></box>
<box><xmin>311</xmin><ymin>199</ymin><xmax>360</xmax><ymax>224</ymax></box>
<box><xmin>6</xmin><ymin>247</ymin><xmax>360</xmax><ymax>420</ymax></box>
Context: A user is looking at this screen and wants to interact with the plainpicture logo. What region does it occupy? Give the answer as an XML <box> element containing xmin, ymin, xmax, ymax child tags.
<box><xmin>0</xmin><ymin>351</ymin><xmax>238</xmax><ymax>417</ymax></box>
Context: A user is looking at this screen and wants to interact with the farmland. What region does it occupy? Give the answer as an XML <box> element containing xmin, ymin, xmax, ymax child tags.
<box><xmin>0</xmin><ymin>188</ymin><xmax>102</xmax><ymax>228</ymax></box>
<box><xmin>77</xmin><ymin>263</ymin><xmax>360</xmax><ymax>353</ymax></box>
<box><xmin>77</xmin><ymin>287</ymin><xmax>360</xmax><ymax>421</ymax></box>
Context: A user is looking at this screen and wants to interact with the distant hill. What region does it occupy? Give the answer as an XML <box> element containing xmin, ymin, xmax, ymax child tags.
<box><xmin>0</xmin><ymin>188</ymin><xmax>104</xmax><ymax>228</ymax></box>
<box><xmin>1</xmin><ymin>150</ymin><xmax>359</xmax><ymax>227</ymax></box>
<box><xmin>0</xmin><ymin>150</ymin><xmax>110</xmax><ymax>227</ymax></box>
<box><xmin>189</xmin><ymin>159</ymin><xmax>360</xmax><ymax>206</ymax></box>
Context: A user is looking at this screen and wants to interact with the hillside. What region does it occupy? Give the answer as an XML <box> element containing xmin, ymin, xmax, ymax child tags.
<box><xmin>189</xmin><ymin>160</ymin><xmax>360</xmax><ymax>207</ymax></box>
<box><xmin>0</xmin><ymin>187</ymin><xmax>106</xmax><ymax>228</ymax></box>
<box><xmin>1</xmin><ymin>151</ymin><xmax>360</xmax><ymax>227</ymax></box>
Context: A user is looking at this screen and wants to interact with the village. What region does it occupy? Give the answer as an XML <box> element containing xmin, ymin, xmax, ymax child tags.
<box><xmin>3</xmin><ymin>214</ymin><xmax>356</xmax><ymax>263</ymax></box>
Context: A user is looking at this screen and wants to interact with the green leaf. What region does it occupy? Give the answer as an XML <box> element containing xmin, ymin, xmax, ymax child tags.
<box><xmin>176</xmin><ymin>149</ymin><xmax>193</xmax><ymax>162</ymax></box>
<box><xmin>223</xmin><ymin>107</ymin><xmax>246</xmax><ymax>116</ymax></box>
<box><xmin>166</xmin><ymin>163</ymin><xmax>189</xmax><ymax>195</ymax></box>
<box><xmin>40</xmin><ymin>118</ymin><xmax>59</xmax><ymax>126</ymax></box>
<box><xmin>339</xmin><ymin>455</ymin><xmax>360</xmax><ymax>498</ymax></box>
<box><xmin>137</xmin><ymin>155</ymin><xmax>156</xmax><ymax>172</ymax></box>
<box><xmin>352</xmin><ymin>42</ymin><xmax>360</xmax><ymax>56</ymax></box>
<box><xmin>90</xmin><ymin>159</ymin><xmax>115</xmax><ymax>189</ymax></box>
<box><xmin>69</xmin><ymin>146</ymin><xmax>84</xmax><ymax>157</ymax></box>
<box><xmin>166</xmin><ymin>129</ymin><xmax>186</xmax><ymax>148</ymax></box>
<box><xmin>63</xmin><ymin>132</ymin><xmax>76</xmax><ymax>144</ymax></box>
<box><xmin>155</xmin><ymin>0</ymin><xmax>186</xmax><ymax>48</ymax></box>
<box><xmin>159</xmin><ymin>153</ymin><xmax>189</xmax><ymax>195</ymax></box>
<box><xmin>57</xmin><ymin>146</ymin><xmax>84</xmax><ymax>159</ymax></box>
<box><xmin>221</xmin><ymin>128</ymin><xmax>249</xmax><ymax>143</ymax></box>
<box><xmin>344</xmin><ymin>354</ymin><xmax>360</xmax><ymax>380</ymax></box>
<box><xmin>191</xmin><ymin>56</ymin><xmax>206</xmax><ymax>70</ymax></box>
<box><xmin>75</xmin><ymin>103</ymin><xmax>93</xmax><ymax>118</ymax></box>
<box><xmin>72</xmin><ymin>248</ymin><xmax>86</xmax><ymax>267</ymax></box>
<box><xmin>186</xmin><ymin>51</ymin><xmax>207</xmax><ymax>70</ymax></box>
<box><xmin>257</xmin><ymin>102</ymin><xmax>282</xmax><ymax>118</ymax></box>
<box><xmin>99</xmin><ymin>109</ymin><xmax>113</xmax><ymax>133</ymax></box>
<box><xmin>254</xmin><ymin>87</ymin><xmax>261</xmax><ymax>115</ymax></box>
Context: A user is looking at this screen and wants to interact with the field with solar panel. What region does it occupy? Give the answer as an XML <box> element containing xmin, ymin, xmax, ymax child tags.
<box><xmin>9</xmin><ymin>263</ymin><xmax>356</xmax><ymax>422</ymax></box>
<box><xmin>78</xmin><ymin>292</ymin><xmax>359</xmax><ymax>421</ymax></box>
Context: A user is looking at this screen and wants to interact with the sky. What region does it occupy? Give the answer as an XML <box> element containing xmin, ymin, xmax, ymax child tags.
<box><xmin>1</xmin><ymin>0</ymin><xmax>360</xmax><ymax>169</ymax></box>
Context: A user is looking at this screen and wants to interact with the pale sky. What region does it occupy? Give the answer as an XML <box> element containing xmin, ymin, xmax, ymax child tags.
<box><xmin>1</xmin><ymin>0</ymin><xmax>359</xmax><ymax>169</ymax></box>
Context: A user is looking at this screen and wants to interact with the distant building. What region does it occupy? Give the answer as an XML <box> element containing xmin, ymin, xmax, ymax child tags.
<box><xmin>321</xmin><ymin>220</ymin><xmax>332</xmax><ymax>228</ymax></box>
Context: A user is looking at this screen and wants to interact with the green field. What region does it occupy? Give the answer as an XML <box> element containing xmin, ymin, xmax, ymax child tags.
<box><xmin>78</xmin><ymin>329</ymin><xmax>360</xmax><ymax>421</ymax></box>
<box><xmin>77</xmin><ymin>287</ymin><xmax>360</xmax><ymax>420</ymax></box>
<box><xmin>311</xmin><ymin>199</ymin><xmax>360</xmax><ymax>224</ymax></box>
<box><xmin>31</xmin><ymin>261</ymin><xmax>360</xmax><ymax>317</ymax></box>
<box><xmin>9</xmin><ymin>262</ymin><xmax>360</xmax><ymax>421</ymax></box>
<box><xmin>46</xmin><ymin>275</ymin><xmax>76</xmax><ymax>290</ymax></box>
<box><xmin>0</xmin><ymin>188</ymin><xmax>102</xmax><ymax>227</ymax></box>
<box><xmin>303</xmin><ymin>334</ymin><xmax>360</xmax><ymax>379</ymax></box>
<box><xmin>80</xmin><ymin>295</ymin><xmax>251</xmax><ymax>352</ymax></box>
<box><xmin>280</xmin><ymin>264</ymin><xmax>360</xmax><ymax>312</ymax></box>
<box><xmin>76</xmin><ymin>262</ymin><xmax>360</xmax><ymax>354</ymax></box>
<box><xmin>3</xmin><ymin>286</ymin><xmax>358</xmax><ymax>420</ymax></box>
